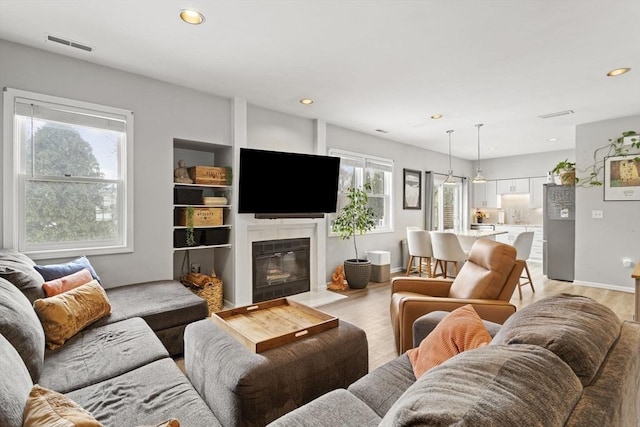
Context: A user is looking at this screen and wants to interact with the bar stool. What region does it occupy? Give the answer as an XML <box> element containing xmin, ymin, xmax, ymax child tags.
<box><xmin>430</xmin><ymin>232</ymin><xmax>468</xmax><ymax>279</ymax></box>
<box><xmin>512</xmin><ymin>231</ymin><xmax>535</xmax><ymax>298</ymax></box>
<box><xmin>406</xmin><ymin>228</ymin><xmax>433</xmax><ymax>277</ymax></box>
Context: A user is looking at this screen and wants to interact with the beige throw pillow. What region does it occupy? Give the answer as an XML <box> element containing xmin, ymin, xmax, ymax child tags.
<box><xmin>22</xmin><ymin>384</ymin><xmax>103</xmax><ymax>427</ymax></box>
<box><xmin>33</xmin><ymin>280</ymin><xmax>111</xmax><ymax>350</ymax></box>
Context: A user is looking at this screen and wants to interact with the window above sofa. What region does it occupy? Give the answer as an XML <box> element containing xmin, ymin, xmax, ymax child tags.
<box><xmin>2</xmin><ymin>88</ymin><xmax>134</xmax><ymax>259</ymax></box>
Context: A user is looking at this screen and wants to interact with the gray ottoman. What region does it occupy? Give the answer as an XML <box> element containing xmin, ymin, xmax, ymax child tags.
<box><xmin>184</xmin><ymin>318</ymin><xmax>369</xmax><ymax>427</ymax></box>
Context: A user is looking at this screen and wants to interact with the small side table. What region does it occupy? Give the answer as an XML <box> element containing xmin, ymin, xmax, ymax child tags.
<box><xmin>184</xmin><ymin>317</ymin><xmax>368</xmax><ymax>427</ymax></box>
<box><xmin>367</xmin><ymin>250</ymin><xmax>391</xmax><ymax>282</ymax></box>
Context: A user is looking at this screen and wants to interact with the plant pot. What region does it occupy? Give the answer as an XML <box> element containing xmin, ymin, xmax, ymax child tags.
<box><xmin>561</xmin><ymin>171</ymin><xmax>576</xmax><ymax>185</ymax></box>
<box><xmin>477</xmin><ymin>217</ymin><xmax>483</xmax><ymax>223</ymax></box>
<box><xmin>343</xmin><ymin>259</ymin><xmax>372</xmax><ymax>289</ymax></box>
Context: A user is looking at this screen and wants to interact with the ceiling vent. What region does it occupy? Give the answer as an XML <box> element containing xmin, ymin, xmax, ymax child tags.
<box><xmin>375</xmin><ymin>129</ymin><xmax>389</xmax><ymax>134</ymax></box>
<box><xmin>538</xmin><ymin>110</ymin><xmax>574</xmax><ymax>119</ymax></box>
<box><xmin>46</xmin><ymin>35</ymin><xmax>93</xmax><ymax>52</ymax></box>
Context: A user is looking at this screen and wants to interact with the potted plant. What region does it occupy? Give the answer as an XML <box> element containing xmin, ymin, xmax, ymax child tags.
<box><xmin>331</xmin><ymin>184</ymin><xmax>377</xmax><ymax>289</ymax></box>
<box><xmin>474</xmin><ymin>210</ymin><xmax>487</xmax><ymax>223</ymax></box>
<box><xmin>552</xmin><ymin>159</ymin><xmax>578</xmax><ymax>185</ymax></box>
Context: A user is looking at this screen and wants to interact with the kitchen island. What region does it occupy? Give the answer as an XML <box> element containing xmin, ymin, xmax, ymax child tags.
<box><xmin>444</xmin><ymin>228</ymin><xmax>508</xmax><ymax>252</ymax></box>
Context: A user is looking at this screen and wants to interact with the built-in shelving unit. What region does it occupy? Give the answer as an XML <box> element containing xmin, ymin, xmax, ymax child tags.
<box><xmin>172</xmin><ymin>138</ymin><xmax>233</xmax><ymax>289</ymax></box>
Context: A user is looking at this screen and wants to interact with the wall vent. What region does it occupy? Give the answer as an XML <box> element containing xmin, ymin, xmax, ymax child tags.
<box><xmin>538</xmin><ymin>110</ymin><xmax>574</xmax><ymax>119</ymax></box>
<box><xmin>46</xmin><ymin>35</ymin><xmax>93</xmax><ymax>52</ymax></box>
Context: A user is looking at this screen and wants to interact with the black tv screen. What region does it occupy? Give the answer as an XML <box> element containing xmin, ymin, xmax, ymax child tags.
<box><xmin>238</xmin><ymin>148</ymin><xmax>340</xmax><ymax>217</ymax></box>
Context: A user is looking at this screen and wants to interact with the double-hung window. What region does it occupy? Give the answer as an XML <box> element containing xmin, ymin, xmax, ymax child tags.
<box><xmin>2</xmin><ymin>88</ymin><xmax>134</xmax><ymax>259</ymax></box>
<box><xmin>328</xmin><ymin>148</ymin><xmax>393</xmax><ymax>233</ymax></box>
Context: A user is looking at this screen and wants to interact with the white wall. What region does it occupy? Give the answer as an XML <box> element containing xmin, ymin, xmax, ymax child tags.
<box><xmin>0</xmin><ymin>39</ymin><xmax>231</xmax><ymax>287</ymax></box>
<box><xmin>574</xmin><ymin>115</ymin><xmax>640</xmax><ymax>291</ymax></box>
<box><xmin>479</xmin><ymin>149</ymin><xmax>575</xmax><ymax>180</ymax></box>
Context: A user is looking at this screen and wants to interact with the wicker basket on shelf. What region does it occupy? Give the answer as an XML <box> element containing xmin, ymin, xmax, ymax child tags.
<box><xmin>181</xmin><ymin>272</ymin><xmax>223</xmax><ymax>315</ymax></box>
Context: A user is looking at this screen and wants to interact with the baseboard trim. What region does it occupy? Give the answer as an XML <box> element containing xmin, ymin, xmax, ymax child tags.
<box><xmin>572</xmin><ymin>280</ymin><xmax>634</xmax><ymax>294</ymax></box>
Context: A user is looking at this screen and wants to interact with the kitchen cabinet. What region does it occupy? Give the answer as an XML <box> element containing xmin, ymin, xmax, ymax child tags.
<box><xmin>528</xmin><ymin>177</ymin><xmax>546</xmax><ymax>208</ymax></box>
<box><xmin>472</xmin><ymin>180</ymin><xmax>498</xmax><ymax>208</ymax></box>
<box><xmin>495</xmin><ymin>224</ymin><xmax>543</xmax><ymax>263</ymax></box>
<box><xmin>496</xmin><ymin>178</ymin><xmax>529</xmax><ymax>194</ymax></box>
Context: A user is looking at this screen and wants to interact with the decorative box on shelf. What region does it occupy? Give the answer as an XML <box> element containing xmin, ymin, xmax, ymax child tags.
<box><xmin>188</xmin><ymin>166</ymin><xmax>228</xmax><ymax>185</ymax></box>
<box><xmin>176</xmin><ymin>207</ymin><xmax>223</xmax><ymax>226</ymax></box>
<box><xmin>174</xmin><ymin>187</ymin><xmax>203</xmax><ymax>205</ymax></box>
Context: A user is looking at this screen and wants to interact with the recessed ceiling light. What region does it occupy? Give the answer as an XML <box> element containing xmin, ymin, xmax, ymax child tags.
<box><xmin>299</xmin><ymin>98</ymin><xmax>314</xmax><ymax>105</ymax></box>
<box><xmin>548</xmin><ymin>138</ymin><xmax>558</xmax><ymax>142</ymax></box>
<box><xmin>431</xmin><ymin>113</ymin><xmax>443</xmax><ymax>119</ymax></box>
<box><xmin>180</xmin><ymin>9</ymin><xmax>205</xmax><ymax>25</ymax></box>
<box><xmin>488</xmin><ymin>147</ymin><xmax>497</xmax><ymax>150</ymax></box>
<box><xmin>607</xmin><ymin>67</ymin><xmax>631</xmax><ymax>77</ymax></box>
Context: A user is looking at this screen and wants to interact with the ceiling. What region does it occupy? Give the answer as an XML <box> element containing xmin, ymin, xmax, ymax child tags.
<box><xmin>1</xmin><ymin>0</ymin><xmax>639</xmax><ymax>160</ymax></box>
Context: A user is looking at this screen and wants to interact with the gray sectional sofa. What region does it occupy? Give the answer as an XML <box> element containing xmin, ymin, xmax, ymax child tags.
<box><xmin>269</xmin><ymin>293</ymin><xmax>640</xmax><ymax>426</ymax></box>
<box><xmin>0</xmin><ymin>250</ymin><xmax>219</xmax><ymax>426</ymax></box>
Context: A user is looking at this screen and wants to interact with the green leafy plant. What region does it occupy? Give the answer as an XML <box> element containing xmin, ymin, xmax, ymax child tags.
<box><xmin>331</xmin><ymin>184</ymin><xmax>377</xmax><ymax>262</ymax></box>
<box><xmin>580</xmin><ymin>130</ymin><xmax>640</xmax><ymax>186</ymax></box>
<box><xmin>224</xmin><ymin>166</ymin><xmax>232</xmax><ymax>186</ymax></box>
<box><xmin>552</xmin><ymin>159</ymin><xmax>578</xmax><ymax>185</ymax></box>
<box><xmin>185</xmin><ymin>206</ymin><xmax>196</xmax><ymax>246</ymax></box>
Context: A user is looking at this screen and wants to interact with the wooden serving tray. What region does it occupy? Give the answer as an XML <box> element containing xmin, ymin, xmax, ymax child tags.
<box><xmin>209</xmin><ymin>298</ymin><xmax>339</xmax><ymax>353</ymax></box>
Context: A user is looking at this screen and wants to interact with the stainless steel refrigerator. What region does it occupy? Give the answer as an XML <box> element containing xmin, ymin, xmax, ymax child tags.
<box><xmin>543</xmin><ymin>184</ymin><xmax>575</xmax><ymax>281</ymax></box>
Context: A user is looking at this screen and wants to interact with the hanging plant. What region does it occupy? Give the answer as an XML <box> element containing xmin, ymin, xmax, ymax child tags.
<box><xmin>185</xmin><ymin>206</ymin><xmax>196</xmax><ymax>246</ymax></box>
<box><xmin>224</xmin><ymin>166</ymin><xmax>233</xmax><ymax>186</ymax></box>
<box><xmin>579</xmin><ymin>130</ymin><xmax>639</xmax><ymax>187</ymax></box>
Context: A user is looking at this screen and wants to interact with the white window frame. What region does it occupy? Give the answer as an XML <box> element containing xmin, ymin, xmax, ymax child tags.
<box><xmin>2</xmin><ymin>88</ymin><xmax>134</xmax><ymax>259</ymax></box>
<box><xmin>328</xmin><ymin>148</ymin><xmax>394</xmax><ymax>235</ymax></box>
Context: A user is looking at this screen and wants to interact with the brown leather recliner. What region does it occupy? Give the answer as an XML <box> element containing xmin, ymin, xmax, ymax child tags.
<box><xmin>390</xmin><ymin>238</ymin><xmax>525</xmax><ymax>354</ymax></box>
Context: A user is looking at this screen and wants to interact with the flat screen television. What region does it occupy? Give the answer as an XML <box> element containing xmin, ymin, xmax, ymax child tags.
<box><xmin>238</xmin><ymin>148</ymin><xmax>340</xmax><ymax>218</ymax></box>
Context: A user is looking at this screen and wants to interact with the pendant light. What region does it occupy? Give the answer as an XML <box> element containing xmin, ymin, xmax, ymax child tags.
<box><xmin>443</xmin><ymin>130</ymin><xmax>457</xmax><ymax>186</ymax></box>
<box><xmin>472</xmin><ymin>123</ymin><xmax>487</xmax><ymax>183</ymax></box>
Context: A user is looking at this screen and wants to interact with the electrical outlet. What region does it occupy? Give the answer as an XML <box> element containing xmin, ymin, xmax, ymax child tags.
<box><xmin>592</xmin><ymin>210</ymin><xmax>603</xmax><ymax>219</ymax></box>
<box><xmin>622</xmin><ymin>258</ymin><xmax>634</xmax><ymax>268</ymax></box>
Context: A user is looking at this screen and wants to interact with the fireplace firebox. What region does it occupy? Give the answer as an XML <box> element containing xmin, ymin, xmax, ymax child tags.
<box><xmin>252</xmin><ymin>238</ymin><xmax>310</xmax><ymax>303</ymax></box>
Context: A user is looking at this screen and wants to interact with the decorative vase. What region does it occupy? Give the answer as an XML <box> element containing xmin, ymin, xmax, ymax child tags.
<box><xmin>343</xmin><ymin>259</ymin><xmax>372</xmax><ymax>289</ymax></box>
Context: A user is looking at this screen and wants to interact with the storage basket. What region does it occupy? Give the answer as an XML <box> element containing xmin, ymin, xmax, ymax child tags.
<box><xmin>181</xmin><ymin>273</ymin><xmax>223</xmax><ymax>315</ymax></box>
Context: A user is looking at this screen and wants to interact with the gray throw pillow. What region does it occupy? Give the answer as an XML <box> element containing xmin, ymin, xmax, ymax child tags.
<box><xmin>0</xmin><ymin>278</ymin><xmax>45</xmax><ymax>382</ymax></box>
<box><xmin>381</xmin><ymin>344</ymin><xmax>582</xmax><ymax>426</ymax></box>
<box><xmin>491</xmin><ymin>293</ymin><xmax>621</xmax><ymax>386</ymax></box>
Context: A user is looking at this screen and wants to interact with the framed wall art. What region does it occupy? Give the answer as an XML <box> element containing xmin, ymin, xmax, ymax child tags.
<box><xmin>403</xmin><ymin>168</ymin><xmax>422</xmax><ymax>209</ymax></box>
<box><xmin>604</xmin><ymin>155</ymin><xmax>640</xmax><ymax>201</ymax></box>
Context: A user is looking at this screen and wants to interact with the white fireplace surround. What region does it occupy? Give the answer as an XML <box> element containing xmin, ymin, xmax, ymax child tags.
<box><xmin>234</xmin><ymin>217</ymin><xmax>328</xmax><ymax>306</ymax></box>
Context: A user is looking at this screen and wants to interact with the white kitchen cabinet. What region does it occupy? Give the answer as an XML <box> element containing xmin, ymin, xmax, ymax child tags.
<box><xmin>527</xmin><ymin>226</ymin><xmax>543</xmax><ymax>263</ymax></box>
<box><xmin>495</xmin><ymin>225</ymin><xmax>543</xmax><ymax>262</ymax></box>
<box><xmin>528</xmin><ymin>177</ymin><xmax>546</xmax><ymax>208</ymax></box>
<box><xmin>472</xmin><ymin>180</ymin><xmax>498</xmax><ymax>208</ymax></box>
<box><xmin>495</xmin><ymin>225</ymin><xmax>524</xmax><ymax>244</ymax></box>
<box><xmin>496</xmin><ymin>178</ymin><xmax>529</xmax><ymax>194</ymax></box>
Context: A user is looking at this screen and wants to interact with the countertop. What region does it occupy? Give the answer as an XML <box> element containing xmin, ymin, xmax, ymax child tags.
<box><xmin>445</xmin><ymin>229</ymin><xmax>508</xmax><ymax>238</ymax></box>
<box><xmin>473</xmin><ymin>223</ymin><xmax>542</xmax><ymax>228</ymax></box>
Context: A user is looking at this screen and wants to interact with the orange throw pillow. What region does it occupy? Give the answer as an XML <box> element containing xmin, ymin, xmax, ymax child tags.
<box><xmin>42</xmin><ymin>268</ymin><xmax>93</xmax><ymax>297</ymax></box>
<box><xmin>407</xmin><ymin>304</ymin><xmax>492</xmax><ymax>378</ymax></box>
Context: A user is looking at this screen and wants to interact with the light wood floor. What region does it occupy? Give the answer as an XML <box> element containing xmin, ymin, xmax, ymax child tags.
<box><xmin>318</xmin><ymin>261</ymin><xmax>636</xmax><ymax>372</ymax></box>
